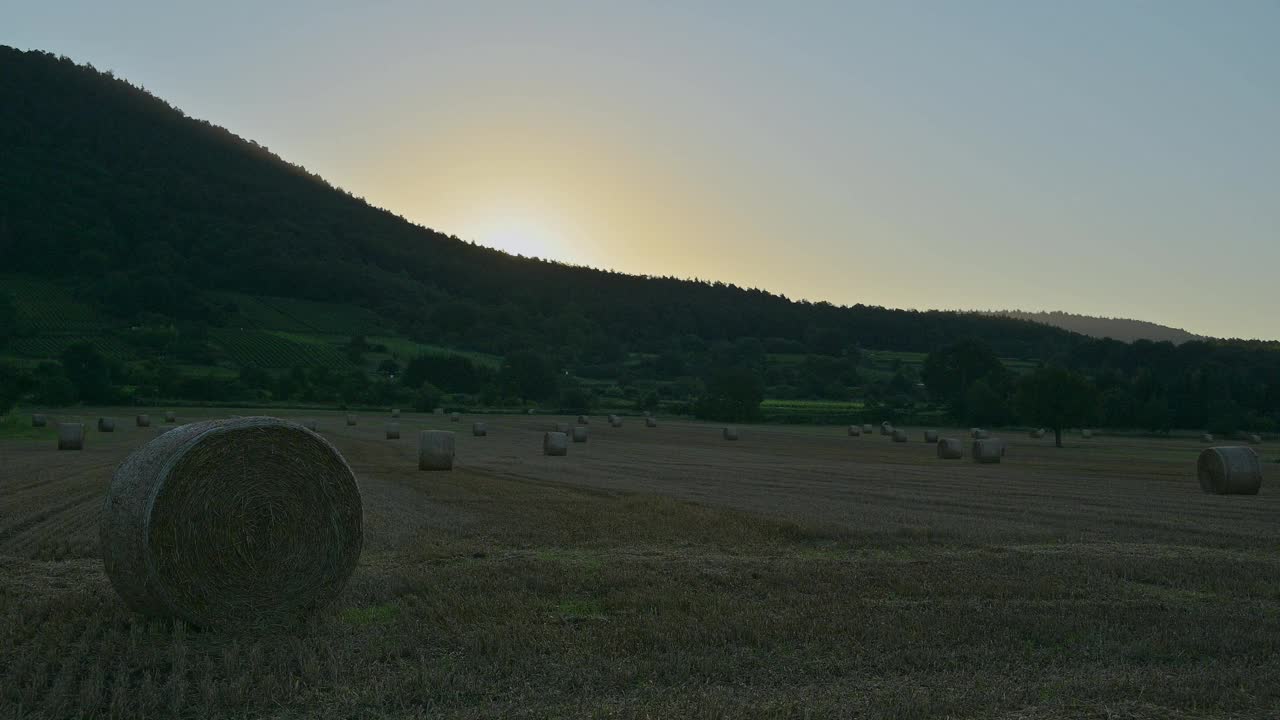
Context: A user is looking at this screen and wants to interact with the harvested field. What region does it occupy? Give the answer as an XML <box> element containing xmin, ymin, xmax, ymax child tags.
<box><xmin>3</xmin><ymin>408</ymin><xmax>1280</xmax><ymax>718</ymax></box>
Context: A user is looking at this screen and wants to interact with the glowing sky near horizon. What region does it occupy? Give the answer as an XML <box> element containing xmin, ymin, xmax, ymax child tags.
<box><xmin>6</xmin><ymin>1</ymin><xmax>1279</xmax><ymax>339</ymax></box>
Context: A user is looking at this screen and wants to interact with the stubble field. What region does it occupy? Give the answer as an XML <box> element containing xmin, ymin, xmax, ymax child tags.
<box><xmin>2</xmin><ymin>409</ymin><xmax>1279</xmax><ymax>719</ymax></box>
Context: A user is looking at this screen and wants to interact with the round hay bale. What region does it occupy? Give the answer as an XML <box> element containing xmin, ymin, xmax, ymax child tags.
<box><xmin>544</xmin><ymin>431</ymin><xmax>569</xmax><ymax>456</ymax></box>
<box><xmin>100</xmin><ymin>417</ymin><xmax>363</xmax><ymax>628</ymax></box>
<box><xmin>164</xmin><ymin>412</ymin><xmax>176</xmax><ymax>424</ymax></box>
<box><xmin>971</xmin><ymin>428</ymin><xmax>989</xmax><ymax>440</ymax></box>
<box><xmin>98</xmin><ymin>417</ymin><xmax>115</xmax><ymax>433</ymax></box>
<box><xmin>1029</xmin><ymin>429</ymin><xmax>1045</xmax><ymax>439</ymax></box>
<box><xmin>58</xmin><ymin>422</ymin><xmax>85</xmax><ymax>450</ymax></box>
<box><xmin>577</xmin><ymin>415</ymin><xmax>589</xmax><ymax>425</ymax></box>
<box><xmin>880</xmin><ymin>422</ymin><xmax>893</xmax><ymax>436</ymax></box>
<box><xmin>32</xmin><ymin>413</ymin><xmax>47</xmax><ymax>428</ymax></box>
<box><xmin>848</xmin><ymin>425</ymin><xmax>862</xmax><ymax>437</ymax></box>
<box><xmin>572</xmin><ymin>426</ymin><xmax>588</xmax><ymax>443</ymax></box>
<box><xmin>527</xmin><ymin>408</ymin><xmax>536</xmax><ymax>415</ymax></box>
<box><xmin>1198</xmin><ymin>447</ymin><xmax>1261</xmax><ymax>495</ymax></box>
<box><xmin>419</xmin><ymin>430</ymin><xmax>455</xmax><ymax>470</ymax></box>
<box><xmin>391</xmin><ymin>408</ymin><xmax>400</xmax><ymax>418</ymax></box>
<box><xmin>1248</xmin><ymin>434</ymin><xmax>1262</xmax><ymax>445</ymax></box>
<box><xmin>972</xmin><ymin>439</ymin><xmax>1003</xmax><ymax>464</ymax></box>
<box><xmin>645</xmin><ymin>417</ymin><xmax>658</xmax><ymax>428</ymax></box>
<box><xmin>385</xmin><ymin>423</ymin><xmax>400</xmax><ymax>440</ymax></box>
<box><xmin>892</xmin><ymin>429</ymin><xmax>909</xmax><ymax>443</ymax></box>
<box><xmin>136</xmin><ymin>414</ymin><xmax>151</xmax><ymax>428</ymax></box>
<box><xmin>723</xmin><ymin>427</ymin><xmax>739</xmax><ymax>441</ymax></box>
<box><xmin>607</xmin><ymin>414</ymin><xmax>619</xmax><ymax>425</ymax></box>
<box><xmin>451</xmin><ymin>412</ymin><xmax>460</xmax><ymax>423</ymax></box>
<box><xmin>434</xmin><ymin>408</ymin><xmax>445</xmax><ymax>416</ymax></box>
<box><xmin>1201</xmin><ymin>433</ymin><xmax>1214</xmax><ymax>443</ymax></box>
<box><xmin>1081</xmin><ymin>429</ymin><xmax>1093</xmax><ymax>439</ymax></box>
<box><xmin>472</xmin><ymin>422</ymin><xmax>487</xmax><ymax>437</ymax></box>
<box><xmin>345</xmin><ymin>414</ymin><xmax>357</xmax><ymax>427</ymax></box>
<box><xmin>937</xmin><ymin>438</ymin><xmax>963</xmax><ymax>459</ymax></box>
<box><xmin>862</xmin><ymin>424</ymin><xmax>873</xmax><ymax>434</ymax></box>
<box><xmin>555</xmin><ymin>422</ymin><xmax>571</xmax><ymax>434</ymax></box>
<box><xmin>644</xmin><ymin>411</ymin><xmax>652</xmax><ymax>418</ymax></box>
<box><xmin>923</xmin><ymin>430</ymin><xmax>939</xmax><ymax>443</ymax></box>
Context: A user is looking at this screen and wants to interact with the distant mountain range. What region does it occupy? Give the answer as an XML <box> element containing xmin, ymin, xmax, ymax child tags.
<box><xmin>983</xmin><ymin>310</ymin><xmax>1204</xmax><ymax>345</ymax></box>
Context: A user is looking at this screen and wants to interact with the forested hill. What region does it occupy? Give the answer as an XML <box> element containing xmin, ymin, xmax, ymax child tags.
<box><xmin>985</xmin><ymin>311</ymin><xmax>1203</xmax><ymax>345</ymax></box>
<box><xmin>0</xmin><ymin>45</ymin><xmax>1074</xmax><ymax>360</ymax></box>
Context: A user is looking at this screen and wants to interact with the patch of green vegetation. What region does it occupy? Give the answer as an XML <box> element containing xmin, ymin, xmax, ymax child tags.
<box><xmin>0</xmin><ymin>412</ymin><xmax>57</xmax><ymax>440</ymax></box>
<box><xmin>210</xmin><ymin>329</ymin><xmax>356</xmax><ymax>371</ymax></box>
<box><xmin>553</xmin><ymin>597</ymin><xmax>608</xmax><ymax>622</ymax></box>
<box><xmin>1</xmin><ymin>275</ymin><xmax>104</xmax><ymax>332</ymax></box>
<box><xmin>340</xmin><ymin>603</ymin><xmax>400</xmax><ymax>626</ymax></box>
<box><xmin>368</xmin><ymin>336</ymin><xmax>501</xmax><ymax>369</ymax></box>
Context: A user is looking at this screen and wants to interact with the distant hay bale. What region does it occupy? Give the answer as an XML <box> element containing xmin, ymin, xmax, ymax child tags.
<box><xmin>32</xmin><ymin>413</ymin><xmax>47</xmax><ymax>428</ymax></box>
<box><xmin>862</xmin><ymin>424</ymin><xmax>873</xmax><ymax>434</ymax></box>
<box><xmin>136</xmin><ymin>414</ymin><xmax>151</xmax><ymax>428</ymax></box>
<box><xmin>98</xmin><ymin>417</ymin><xmax>115</xmax><ymax>433</ymax></box>
<box><xmin>385</xmin><ymin>423</ymin><xmax>400</xmax><ymax>440</ymax></box>
<box><xmin>304</xmin><ymin>420</ymin><xmax>319</xmax><ymax>432</ymax></box>
<box><xmin>451</xmin><ymin>412</ymin><xmax>460</xmax><ymax>423</ymax></box>
<box><xmin>723</xmin><ymin>427</ymin><xmax>739</xmax><ymax>441</ymax></box>
<box><xmin>971</xmin><ymin>428</ymin><xmax>989</xmax><ymax>440</ymax></box>
<box><xmin>608</xmin><ymin>414</ymin><xmax>619</xmax><ymax>425</ymax></box>
<box><xmin>100</xmin><ymin>417</ymin><xmax>363</xmax><ymax>628</ymax></box>
<box><xmin>892</xmin><ymin>429</ymin><xmax>909</xmax><ymax>443</ymax></box>
<box><xmin>472</xmin><ymin>422</ymin><xmax>487</xmax><ymax>437</ymax></box>
<box><xmin>880</xmin><ymin>422</ymin><xmax>893</xmax><ymax>436</ymax></box>
<box><xmin>346</xmin><ymin>414</ymin><xmax>357</xmax><ymax>426</ymax></box>
<box><xmin>644</xmin><ymin>411</ymin><xmax>652</xmax><ymax>418</ymax></box>
<box><xmin>972</xmin><ymin>439</ymin><xmax>1003</xmax><ymax>464</ymax></box>
<box><xmin>58</xmin><ymin>423</ymin><xmax>85</xmax><ymax>450</ymax></box>
<box><xmin>527</xmin><ymin>408</ymin><xmax>536</xmax><ymax>415</ymax></box>
<box><xmin>544</xmin><ymin>431</ymin><xmax>569</xmax><ymax>456</ymax></box>
<box><xmin>391</xmin><ymin>409</ymin><xmax>400</xmax><ymax>418</ymax></box>
<box><xmin>1248</xmin><ymin>434</ymin><xmax>1262</xmax><ymax>445</ymax></box>
<box><xmin>1030</xmin><ymin>429</ymin><xmax>1045</xmax><ymax>439</ymax></box>
<box><xmin>434</xmin><ymin>408</ymin><xmax>445</xmax><ymax>416</ymax></box>
<box><xmin>578</xmin><ymin>415</ymin><xmax>589</xmax><ymax>425</ymax></box>
<box><xmin>572</xmin><ymin>426</ymin><xmax>588</xmax><ymax>443</ymax></box>
<box><xmin>923</xmin><ymin>430</ymin><xmax>939</xmax><ymax>443</ymax></box>
<box><xmin>1201</xmin><ymin>433</ymin><xmax>1214</xmax><ymax>443</ymax></box>
<box><xmin>1198</xmin><ymin>446</ymin><xmax>1262</xmax><ymax>495</ymax></box>
<box><xmin>555</xmin><ymin>422</ymin><xmax>571</xmax><ymax>434</ymax></box>
<box><xmin>645</xmin><ymin>417</ymin><xmax>657</xmax><ymax>428</ymax></box>
<box><xmin>848</xmin><ymin>425</ymin><xmax>862</xmax><ymax>437</ymax></box>
<box><xmin>165</xmin><ymin>412</ymin><xmax>176</xmax><ymax>424</ymax></box>
<box><xmin>419</xmin><ymin>430</ymin><xmax>455</xmax><ymax>471</ymax></box>
<box><xmin>1081</xmin><ymin>429</ymin><xmax>1093</xmax><ymax>439</ymax></box>
<box><xmin>937</xmin><ymin>438</ymin><xmax>963</xmax><ymax>459</ymax></box>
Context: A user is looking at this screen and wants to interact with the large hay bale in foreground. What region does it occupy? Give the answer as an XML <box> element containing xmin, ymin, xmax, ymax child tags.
<box><xmin>346</xmin><ymin>414</ymin><xmax>357</xmax><ymax>426</ymax></box>
<box><xmin>723</xmin><ymin>427</ymin><xmax>739</xmax><ymax>441</ymax></box>
<box><xmin>98</xmin><ymin>417</ymin><xmax>115</xmax><ymax>433</ymax></box>
<box><xmin>136</xmin><ymin>414</ymin><xmax>151</xmax><ymax>428</ymax></box>
<box><xmin>32</xmin><ymin>414</ymin><xmax>47</xmax><ymax>428</ymax></box>
<box><xmin>923</xmin><ymin>430</ymin><xmax>939</xmax><ymax>443</ymax></box>
<box><xmin>472</xmin><ymin>422</ymin><xmax>487</xmax><ymax>437</ymax></box>
<box><xmin>645</xmin><ymin>417</ymin><xmax>658</xmax><ymax>428</ymax></box>
<box><xmin>972</xmin><ymin>439</ymin><xmax>1003</xmax><ymax>464</ymax></box>
<box><xmin>419</xmin><ymin>430</ymin><xmax>455</xmax><ymax>470</ymax></box>
<box><xmin>544</xmin><ymin>431</ymin><xmax>568</xmax><ymax>456</ymax></box>
<box><xmin>937</xmin><ymin>438</ymin><xmax>963</xmax><ymax>459</ymax></box>
<box><xmin>848</xmin><ymin>425</ymin><xmax>862</xmax><ymax>437</ymax></box>
<box><xmin>385</xmin><ymin>423</ymin><xmax>400</xmax><ymax>440</ymax></box>
<box><xmin>1198</xmin><ymin>447</ymin><xmax>1262</xmax><ymax>495</ymax></box>
<box><xmin>572</xmin><ymin>426</ymin><xmax>588</xmax><ymax>443</ymax></box>
<box><xmin>892</xmin><ymin>429</ymin><xmax>909</xmax><ymax>443</ymax></box>
<box><xmin>58</xmin><ymin>423</ymin><xmax>85</xmax><ymax>450</ymax></box>
<box><xmin>100</xmin><ymin>417</ymin><xmax>363</xmax><ymax>628</ymax></box>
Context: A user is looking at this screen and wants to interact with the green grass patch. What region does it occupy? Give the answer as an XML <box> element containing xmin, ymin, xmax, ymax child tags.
<box><xmin>340</xmin><ymin>603</ymin><xmax>400</xmax><ymax>626</ymax></box>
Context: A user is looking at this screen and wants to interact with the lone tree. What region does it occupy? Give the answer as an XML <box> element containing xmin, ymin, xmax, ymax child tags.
<box><xmin>1015</xmin><ymin>366</ymin><xmax>1100</xmax><ymax>447</ymax></box>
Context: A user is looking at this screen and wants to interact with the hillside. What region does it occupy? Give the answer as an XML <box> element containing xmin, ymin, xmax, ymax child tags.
<box><xmin>985</xmin><ymin>310</ymin><xmax>1203</xmax><ymax>345</ymax></box>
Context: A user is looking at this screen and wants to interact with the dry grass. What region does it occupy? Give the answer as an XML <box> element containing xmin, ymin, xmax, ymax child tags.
<box><xmin>2</xmin><ymin>409</ymin><xmax>1280</xmax><ymax>718</ymax></box>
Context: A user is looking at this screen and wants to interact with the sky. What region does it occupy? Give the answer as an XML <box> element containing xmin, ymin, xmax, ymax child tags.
<box><xmin>6</xmin><ymin>1</ymin><xmax>1279</xmax><ymax>339</ymax></box>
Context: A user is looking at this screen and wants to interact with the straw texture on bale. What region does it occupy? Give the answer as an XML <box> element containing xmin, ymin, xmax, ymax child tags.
<box><xmin>451</xmin><ymin>413</ymin><xmax>460</xmax><ymax>423</ymax></box>
<box><xmin>100</xmin><ymin>417</ymin><xmax>363</xmax><ymax>628</ymax></box>
<box><xmin>544</xmin><ymin>431</ymin><xmax>569</xmax><ymax>456</ymax></box>
<box><xmin>472</xmin><ymin>422</ymin><xmax>487</xmax><ymax>437</ymax></box>
<box><xmin>577</xmin><ymin>415</ymin><xmax>589</xmax><ymax>425</ymax></box>
<box><xmin>555</xmin><ymin>422</ymin><xmax>570</xmax><ymax>434</ymax></box>
<box><xmin>923</xmin><ymin>430</ymin><xmax>939</xmax><ymax>443</ymax></box>
<box><xmin>572</xmin><ymin>426</ymin><xmax>588</xmax><ymax>443</ymax></box>
<box><xmin>136</xmin><ymin>414</ymin><xmax>151</xmax><ymax>428</ymax></box>
<box><xmin>972</xmin><ymin>439</ymin><xmax>1003</xmax><ymax>463</ymax></box>
<box><xmin>645</xmin><ymin>417</ymin><xmax>658</xmax><ymax>428</ymax></box>
<box><xmin>98</xmin><ymin>417</ymin><xmax>115</xmax><ymax>432</ymax></box>
<box><xmin>58</xmin><ymin>423</ymin><xmax>85</xmax><ymax>450</ymax></box>
<box><xmin>937</xmin><ymin>438</ymin><xmax>963</xmax><ymax>459</ymax></box>
<box><xmin>723</xmin><ymin>427</ymin><xmax>739</xmax><ymax>441</ymax></box>
<box><xmin>32</xmin><ymin>414</ymin><xmax>47</xmax><ymax>427</ymax></box>
<box><xmin>391</xmin><ymin>409</ymin><xmax>400</xmax><ymax>418</ymax></box>
<box><xmin>165</xmin><ymin>412</ymin><xmax>176</xmax><ymax>424</ymax></box>
<box><xmin>1198</xmin><ymin>447</ymin><xmax>1262</xmax><ymax>495</ymax></box>
<box><xmin>848</xmin><ymin>425</ymin><xmax>862</xmax><ymax>437</ymax></box>
<box><xmin>892</xmin><ymin>429</ymin><xmax>909</xmax><ymax>443</ymax></box>
<box><xmin>346</xmin><ymin>414</ymin><xmax>357</xmax><ymax>426</ymax></box>
<box><xmin>385</xmin><ymin>423</ymin><xmax>400</xmax><ymax>440</ymax></box>
<box><xmin>419</xmin><ymin>431</ymin><xmax>455</xmax><ymax>471</ymax></box>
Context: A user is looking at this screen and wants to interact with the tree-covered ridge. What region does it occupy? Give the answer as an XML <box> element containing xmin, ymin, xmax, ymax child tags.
<box><xmin>985</xmin><ymin>310</ymin><xmax>1205</xmax><ymax>345</ymax></box>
